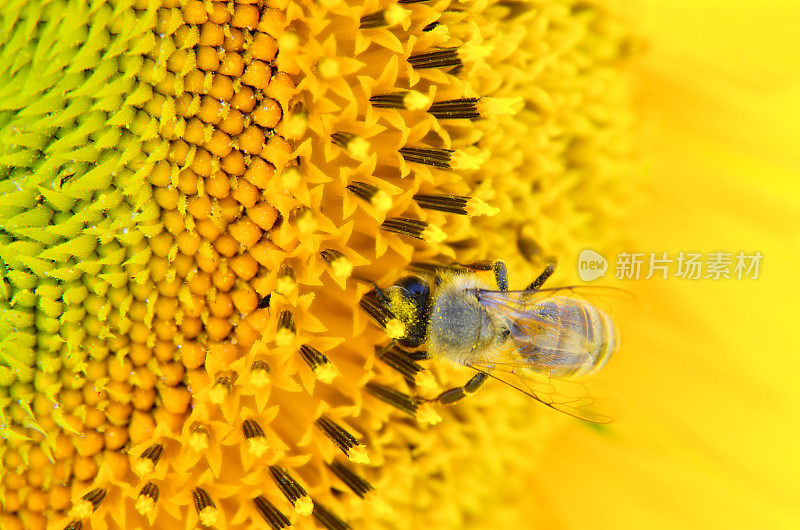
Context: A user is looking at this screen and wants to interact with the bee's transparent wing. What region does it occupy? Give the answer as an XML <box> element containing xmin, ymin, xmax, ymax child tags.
<box><xmin>477</xmin><ymin>285</ymin><xmax>632</xmax><ymax>312</ymax></box>
<box><xmin>476</xmin><ymin>288</ymin><xmax>620</xmax><ymax>375</ymax></box>
<box><xmin>467</xmin><ymin>361</ymin><xmax>615</xmax><ymax>423</ymax></box>
<box><xmin>469</xmin><ymin>286</ymin><xmax>624</xmax><ymax>422</ymax></box>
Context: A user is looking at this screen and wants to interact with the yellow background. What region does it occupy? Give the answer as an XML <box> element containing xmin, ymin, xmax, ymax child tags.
<box><xmin>534</xmin><ymin>2</ymin><xmax>800</xmax><ymax>528</ymax></box>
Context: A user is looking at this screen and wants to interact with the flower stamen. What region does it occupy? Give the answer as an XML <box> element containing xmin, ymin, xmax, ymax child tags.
<box><xmin>250</xmin><ymin>360</ymin><xmax>271</xmax><ymax>388</ymax></box>
<box><xmin>275</xmin><ymin>310</ymin><xmax>296</xmax><ymax>347</ymax></box>
<box><xmin>192</xmin><ymin>487</ymin><xmax>218</xmax><ymax>527</ymax></box>
<box><xmin>269</xmin><ymin>465</ymin><xmax>313</xmax><ymax>515</ymax></box>
<box><xmin>359</xmin><ymin>292</ymin><xmax>398</xmax><ymax>330</ymax></box>
<box><xmin>275</xmin><ymin>264</ymin><xmax>297</xmax><ymax>295</ymax></box>
<box><xmin>189</xmin><ymin>425</ymin><xmax>210</xmax><ymax>451</ymax></box>
<box><xmin>209</xmin><ymin>376</ymin><xmax>232</xmax><ymax>404</ymax></box>
<box><xmin>365</xmin><ymin>382</ymin><xmax>418</xmax><ymax>416</ymax></box>
<box><xmin>327</xmin><ymin>460</ymin><xmax>373</xmax><ymax>498</ymax></box>
<box><xmin>243</xmin><ymin>419</ymin><xmax>269</xmax><ymax>457</ymax></box>
<box><xmin>257</xmin><ymin>293</ymin><xmax>272</xmax><ymax>309</ymax></box>
<box><xmin>253</xmin><ymin>495</ymin><xmax>292</xmax><ymax>529</ymax></box>
<box><xmin>408</xmin><ymin>48</ymin><xmax>461</xmax><ymax>70</ymax></box>
<box><xmin>412</xmin><ymin>193</ymin><xmax>467</xmax><ymax>214</ymax></box>
<box><xmin>134</xmin><ymin>443</ymin><xmax>164</xmax><ymax>476</ymax></box>
<box><xmin>412</xmin><ymin>193</ymin><xmax>499</xmax><ymax>217</ymax></box>
<box><xmin>135</xmin><ymin>482</ymin><xmax>159</xmax><ymax>515</ymax></box>
<box><xmin>331</xmin><ymin>132</ymin><xmax>370</xmax><ymax>160</ymax></box>
<box><xmin>316</xmin><ymin>416</ymin><xmax>369</xmax><ymax>464</ymax></box>
<box><xmin>369</xmin><ymin>91</ymin><xmax>431</xmax><ymax>111</ymax></box>
<box><xmin>346</xmin><ymin>181</ymin><xmax>392</xmax><ymax>211</ymax></box>
<box><xmin>399</xmin><ymin>147</ymin><xmax>453</xmax><ymax>168</ymax></box>
<box><xmin>320</xmin><ymin>249</ymin><xmax>353</xmax><ymax>283</ymax></box>
<box><xmin>291</xmin><ymin>206</ymin><xmax>317</xmax><ymax>234</ymax></box>
<box><xmin>376</xmin><ymin>344</ymin><xmax>426</xmax><ymax>383</ymax></box>
<box><xmin>360</xmin><ymin>6</ymin><xmax>410</xmax><ymax>29</ymax></box>
<box><xmin>312</xmin><ymin>500</ymin><xmax>351</xmax><ymax>530</ymax></box>
<box><xmin>381</xmin><ymin>217</ymin><xmax>446</xmax><ymax>243</ymax></box>
<box><xmin>70</xmin><ymin>487</ymin><xmax>106</xmax><ymax>518</ymax></box>
<box><xmin>427</xmin><ymin>98</ymin><xmax>481</xmax><ymax>120</ymax></box>
<box><xmin>299</xmin><ymin>344</ymin><xmax>339</xmax><ymax>383</ymax></box>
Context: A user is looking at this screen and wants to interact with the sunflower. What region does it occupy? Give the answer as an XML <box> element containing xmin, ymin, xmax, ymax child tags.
<box><xmin>0</xmin><ymin>0</ymin><xmax>644</xmax><ymax>529</ymax></box>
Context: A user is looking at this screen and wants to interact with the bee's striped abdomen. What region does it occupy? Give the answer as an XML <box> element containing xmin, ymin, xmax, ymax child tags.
<box><xmin>528</xmin><ymin>297</ymin><xmax>618</xmax><ymax>377</ymax></box>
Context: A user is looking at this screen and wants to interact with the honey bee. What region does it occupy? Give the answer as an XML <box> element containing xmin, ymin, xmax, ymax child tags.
<box><xmin>365</xmin><ymin>260</ymin><xmax>621</xmax><ymax>423</ymax></box>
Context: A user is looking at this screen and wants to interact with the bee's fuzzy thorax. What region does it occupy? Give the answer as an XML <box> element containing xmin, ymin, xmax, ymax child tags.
<box><xmin>426</xmin><ymin>273</ymin><xmax>508</xmax><ymax>364</ymax></box>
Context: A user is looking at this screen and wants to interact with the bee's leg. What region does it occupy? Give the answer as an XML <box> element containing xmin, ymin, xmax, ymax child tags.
<box><xmin>493</xmin><ymin>261</ymin><xmax>509</xmax><ymax>291</ymax></box>
<box><xmin>433</xmin><ymin>372</ymin><xmax>489</xmax><ymax>404</ymax></box>
<box><xmin>458</xmin><ymin>260</ymin><xmax>509</xmax><ymax>291</ymax></box>
<box><xmin>525</xmin><ymin>264</ymin><xmax>555</xmax><ymax>291</ymax></box>
<box><xmin>405</xmin><ymin>349</ymin><xmax>430</xmax><ymax>361</ymax></box>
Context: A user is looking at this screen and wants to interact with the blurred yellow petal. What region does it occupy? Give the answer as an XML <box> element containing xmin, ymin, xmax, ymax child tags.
<box><xmin>536</xmin><ymin>2</ymin><xmax>800</xmax><ymax>529</ymax></box>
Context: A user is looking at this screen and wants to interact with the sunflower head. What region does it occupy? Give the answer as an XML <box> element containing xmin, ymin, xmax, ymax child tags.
<box><xmin>0</xmin><ymin>0</ymin><xmax>638</xmax><ymax>528</ymax></box>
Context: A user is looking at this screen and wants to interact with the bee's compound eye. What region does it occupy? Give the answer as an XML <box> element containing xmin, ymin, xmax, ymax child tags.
<box><xmin>396</xmin><ymin>276</ymin><xmax>430</xmax><ymax>300</ymax></box>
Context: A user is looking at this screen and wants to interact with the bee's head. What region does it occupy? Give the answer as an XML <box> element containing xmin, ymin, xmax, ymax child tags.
<box><xmin>382</xmin><ymin>276</ymin><xmax>431</xmax><ymax>348</ymax></box>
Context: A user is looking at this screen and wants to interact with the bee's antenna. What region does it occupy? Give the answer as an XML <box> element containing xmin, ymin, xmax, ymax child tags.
<box><xmin>353</xmin><ymin>275</ymin><xmax>390</xmax><ymax>303</ymax></box>
<box><xmin>371</xmin><ymin>283</ymin><xmax>389</xmax><ymax>303</ymax></box>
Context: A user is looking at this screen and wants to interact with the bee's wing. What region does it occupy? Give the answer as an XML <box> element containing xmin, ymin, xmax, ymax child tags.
<box><xmin>470</xmin><ymin>287</ymin><xmax>624</xmax><ymax>423</ymax></box>
<box><xmin>476</xmin><ymin>288</ymin><xmax>615</xmax><ymax>374</ymax></box>
<box><xmin>478</xmin><ymin>285</ymin><xmax>633</xmax><ymax>311</ymax></box>
<box><xmin>467</xmin><ymin>360</ymin><xmax>615</xmax><ymax>423</ymax></box>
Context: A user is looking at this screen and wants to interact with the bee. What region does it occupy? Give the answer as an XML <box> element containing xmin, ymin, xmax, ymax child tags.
<box><xmin>366</xmin><ymin>260</ymin><xmax>621</xmax><ymax>423</ymax></box>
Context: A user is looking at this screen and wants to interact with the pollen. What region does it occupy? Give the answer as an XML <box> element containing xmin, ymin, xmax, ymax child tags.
<box><xmin>476</xmin><ymin>96</ymin><xmax>523</xmax><ymax>117</ymax></box>
<box><xmin>347</xmin><ymin>444</ymin><xmax>370</xmax><ymax>465</ymax></box>
<box><xmin>69</xmin><ymin>499</ymin><xmax>94</xmax><ymax>520</ymax></box>
<box><xmin>331</xmin><ymin>258</ymin><xmax>353</xmax><ymax>282</ymax></box>
<box><xmin>193</xmin><ymin>487</ymin><xmax>218</xmax><ymax>526</ymax></box>
<box><xmin>385</xmin><ymin>319</ymin><xmax>407</xmax><ymax>340</ymax></box>
<box><xmin>450</xmin><ymin>149</ymin><xmax>490</xmax><ymax>171</ymax></box>
<box><xmin>332</xmin><ymin>132</ymin><xmax>371</xmax><ymax>161</ymax></box>
<box><xmin>133</xmin><ymin>459</ymin><xmax>155</xmax><ymax>477</ymax></box>
<box><xmin>270</xmin><ymin>465</ymin><xmax>313</xmax><ymax>516</ymax></box>
<box><xmin>247</xmin><ymin>437</ymin><xmax>270</xmax><ymax>458</ymax></box>
<box><xmin>415</xmin><ymin>370</ymin><xmax>438</xmax><ymax>390</ymax></box>
<box><xmin>421</xmin><ymin>224</ymin><xmax>447</xmax><ymax>244</ymax></box>
<box><xmin>459</xmin><ymin>39</ymin><xmax>494</xmax><ymax>63</ymax></box>
<box><xmin>321</xmin><ymin>249</ymin><xmax>354</xmax><ymax>284</ymax></box>
<box><xmin>275</xmin><ymin>275</ymin><xmax>296</xmax><ymax>296</ymax></box>
<box><xmin>314</xmin><ymin>363</ymin><xmax>340</xmax><ymax>384</ymax></box>
<box><xmin>316</xmin><ymin>57</ymin><xmax>340</xmax><ymax>80</ymax></box>
<box><xmin>416</xmin><ymin>402</ymin><xmax>444</xmax><ymax>426</ymax></box>
<box><xmin>135</xmin><ymin>482</ymin><xmax>159</xmax><ymax>515</ymax></box>
<box><xmin>209</xmin><ymin>377</ymin><xmax>231</xmax><ymax>404</ymax></box>
<box><xmin>249</xmin><ymin>360</ymin><xmax>271</xmax><ymax>388</ymax></box>
<box><xmin>199</xmin><ymin>506</ymin><xmax>219</xmax><ymax>527</ymax></box>
<box><xmin>242</xmin><ymin>419</ymin><xmax>269</xmax><ymax>457</ymax></box>
<box><xmin>135</xmin><ymin>494</ymin><xmax>156</xmax><ymax>516</ymax></box>
<box><xmin>294</xmin><ymin>496</ymin><xmax>314</xmax><ymax>517</ymax></box>
<box><xmin>189</xmin><ymin>427</ymin><xmax>210</xmax><ymax>452</ymax></box>
<box><xmin>465</xmin><ymin>197</ymin><xmax>501</xmax><ymax>217</ymax></box>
